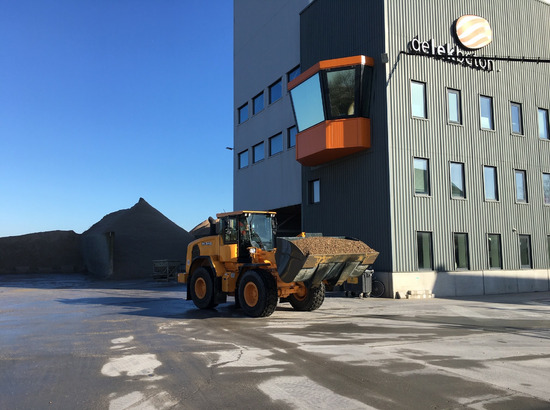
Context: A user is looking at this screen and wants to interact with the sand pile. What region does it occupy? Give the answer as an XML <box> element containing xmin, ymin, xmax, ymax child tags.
<box><xmin>81</xmin><ymin>198</ymin><xmax>194</xmax><ymax>279</ymax></box>
<box><xmin>0</xmin><ymin>230</ymin><xmax>83</xmax><ymax>274</ymax></box>
<box><xmin>293</xmin><ymin>237</ymin><xmax>377</xmax><ymax>255</ymax></box>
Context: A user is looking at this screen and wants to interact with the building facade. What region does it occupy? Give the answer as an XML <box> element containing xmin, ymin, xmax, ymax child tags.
<box><xmin>233</xmin><ymin>0</ymin><xmax>550</xmax><ymax>297</ymax></box>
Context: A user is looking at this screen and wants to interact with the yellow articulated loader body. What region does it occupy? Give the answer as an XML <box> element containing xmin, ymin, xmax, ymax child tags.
<box><xmin>178</xmin><ymin>211</ymin><xmax>378</xmax><ymax>317</ymax></box>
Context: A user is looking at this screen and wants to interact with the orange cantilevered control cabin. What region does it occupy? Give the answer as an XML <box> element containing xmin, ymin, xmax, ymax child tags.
<box><xmin>288</xmin><ymin>55</ymin><xmax>375</xmax><ymax>166</ymax></box>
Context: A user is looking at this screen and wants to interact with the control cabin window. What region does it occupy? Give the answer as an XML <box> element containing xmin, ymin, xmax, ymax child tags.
<box><xmin>290</xmin><ymin>73</ymin><xmax>325</xmax><ymax>131</ymax></box>
<box><xmin>326</xmin><ymin>68</ymin><xmax>357</xmax><ymax>117</ymax></box>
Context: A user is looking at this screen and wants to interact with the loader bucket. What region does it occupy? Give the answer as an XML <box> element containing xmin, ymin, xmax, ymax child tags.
<box><xmin>275</xmin><ymin>236</ymin><xmax>379</xmax><ymax>286</ymax></box>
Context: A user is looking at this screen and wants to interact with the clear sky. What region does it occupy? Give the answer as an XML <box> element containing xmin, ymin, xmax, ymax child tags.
<box><xmin>0</xmin><ymin>0</ymin><xmax>234</xmax><ymax>237</ymax></box>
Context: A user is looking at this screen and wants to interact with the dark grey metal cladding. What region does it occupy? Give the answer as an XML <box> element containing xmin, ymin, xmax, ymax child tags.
<box><xmin>385</xmin><ymin>0</ymin><xmax>550</xmax><ymax>272</ymax></box>
<box><xmin>299</xmin><ymin>0</ymin><xmax>392</xmax><ymax>272</ymax></box>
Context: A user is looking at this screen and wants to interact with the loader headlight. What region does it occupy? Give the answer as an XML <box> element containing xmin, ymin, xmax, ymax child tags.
<box><xmin>249</xmin><ymin>248</ymin><xmax>256</xmax><ymax>254</ymax></box>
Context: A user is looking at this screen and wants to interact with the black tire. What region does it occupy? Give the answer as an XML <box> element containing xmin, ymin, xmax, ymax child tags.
<box><xmin>371</xmin><ymin>279</ymin><xmax>385</xmax><ymax>298</ymax></box>
<box><xmin>189</xmin><ymin>267</ymin><xmax>217</xmax><ymax>309</ymax></box>
<box><xmin>289</xmin><ymin>283</ymin><xmax>325</xmax><ymax>311</ymax></box>
<box><xmin>237</xmin><ymin>270</ymin><xmax>277</xmax><ymax>317</ymax></box>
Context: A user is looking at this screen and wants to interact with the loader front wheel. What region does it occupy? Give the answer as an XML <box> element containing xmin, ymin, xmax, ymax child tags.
<box><xmin>289</xmin><ymin>283</ymin><xmax>325</xmax><ymax>311</ymax></box>
<box><xmin>190</xmin><ymin>267</ymin><xmax>217</xmax><ymax>309</ymax></box>
<box><xmin>238</xmin><ymin>270</ymin><xmax>277</xmax><ymax>317</ymax></box>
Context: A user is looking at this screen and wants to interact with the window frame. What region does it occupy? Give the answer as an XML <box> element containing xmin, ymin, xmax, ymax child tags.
<box><xmin>538</xmin><ymin>108</ymin><xmax>550</xmax><ymax>140</ymax></box>
<box><xmin>519</xmin><ymin>234</ymin><xmax>532</xmax><ymax>269</ymax></box>
<box><xmin>288</xmin><ymin>126</ymin><xmax>297</xmax><ymax>148</ymax></box>
<box><xmin>453</xmin><ymin>232</ymin><xmax>470</xmax><ymax>270</ymax></box>
<box><xmin>447</xmin><ymin>88</ymin><xmax>462</xmax><ymax>125</ymax></box>
<box><xmin>487</xmin><ymin>233</ymin><xmax>503</xmax><ymax>269</ymax></box>
<box><xmin>309</xmin><ymin>179</ymin><xmax>320</xmax><ymax>204</ymax></box>
<box><xmin>510</xmin><ymin>102</ymin><xmax>523</xmax><ymax>135</ymax></box>
<box><xmin>268</xmin><ymin>133</ymin><xmax>283</xmax><ymax>156</ymax></box>
<box><xmin>413</xmin><ymin>157</ymin><xmax>430</xmax><ymax>196</ymax></box>
<box><xmin>416</xmin><ymin>231</ymin><xmax>434</xmax><ymax>271</ymax></box>
<box><xmin>450</xmin><ymin>161</ymin><xmax>466</xmax><ymax>199</ymax></box>
<box><xmin>479</xmin><ymin>95</ymin><xmax>495</xmax><ymax>131</ymax></box>
<box><xmin>238</xmin><ymin>103</ymin><xmax>249</xmax><ymax>124</ymax></box>
<box><xmin>514</xmin><ymin>169</ymin><xmax>528</xmax><ymax>204</ymax></box>
<box><xmin>269</xmin><ymin>79</ymin><xmax>282</xmax><ymax>104</ymax></box>
<box><xmin>238</xmin><ymin>150</ymin><xmax>249</xmax><ymax>169</ymax></box>
<box><xmin>543</xmin><ymin>173</ymin><xmax>550</xmax><ymax>205</ymax></box>
<box><xmin>483</xmin><ymin>165</ymin><xmax>499</xmax><ymax>201</ymax></box>
<box><xmin>253</xmin><ymin>92</ymin><xmax>264</xmax><ymax>115</ymax></box>
<box><xmin>410</xmin><ymin>80</ymin><xmax>427</xmax><ymax>119</ymax></box>
<box><xmin>252</xmin><ymin>141</ymin><xmax>265</xmax><ymax>164</ymax></box>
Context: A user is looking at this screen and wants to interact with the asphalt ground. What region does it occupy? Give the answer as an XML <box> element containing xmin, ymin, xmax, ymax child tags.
<box><xmin>1</xmin><ymin>274</ymin><xmax>549</xmax><ymax>410</ymax></box>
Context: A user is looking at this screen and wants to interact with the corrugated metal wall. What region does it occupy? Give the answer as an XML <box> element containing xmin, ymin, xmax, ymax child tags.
<box><xmin>300</xmin><ymin>0</ymin><xmax>392</xmax><ymax>271</ymax></box>
<box><xmin>385</xmin><ymin>0</ymin><xmax>550</xmax><ymax>272</ymax></box>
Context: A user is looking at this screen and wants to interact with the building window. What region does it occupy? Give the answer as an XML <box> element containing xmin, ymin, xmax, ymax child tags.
<box><xmin>288</xmin><ymin>126</ymin><xmax>297</xmax><ymax>148</ymax></box>
<box><xmin>269</xmin><ymin>79</ymin><xmax>282</xmax><ymax>104</ymax></box>
<box><xmin>488</xmin><ymin>234</ymin><xmax>502</xmax><ymax>269</ymax></box>
<box><xmin>510</xmin><ymin>102</ymin><xmax>523</xmax><ymax>135</ymax></box>
<box><xmin>538</xmin><ymin>108</ymin><xmax>549</xmax><ymax>140</ymax></box>
<box><xmin>309</xmin><ymin>179</ymin><xmax>320</xmax><ymax>204</ymax></box>
<box><xmin>411</xmin><ymin>81</ymin><xmax>427</xmax><ymax>119</ymax></box>
<box><xmin>447</xmin><ymin>89</ymin><xmax>462</xmax><ymax>124</ymax></box>
<box><xmin>519</xmin><ymin>235</ymin><xmax>532</xmax><ymax>269</ymax></box>
<box><xmin>515</xmin><ymin>169</ymin><xmax>528</xmax><ymax>203</ymax></box>
<box><xmin>417</xmin><ymin>231</ymin><xmax>433</xmax><ymax>270</ymax></box>
<box><xmin>483</xmin><ymin>166</ymin><xmax>499</xmax><ymax>201</ymax></box>
<box><xmin>450</xmin><ymin>162</ymin><xmax>466</xmax><ymax>199</ymax></box>
<box><xmin>543</xmin><ymin>173</ymin><xmax>550</xmax><ymax>205</ymax></box>
<box><xmin>253</xmin><ymin>92</ymin><xmax>264</xmax><ymax>114</ymax></box>
<box><xmin>253</xmin><ymin>142</ymin><xmax>264</xmax><ymax>163</ymax></box>
<box><xmin>238</xmin><ymin>103</ymin><xmax>248</xmax><ymax>124</ymax></box>
<box><xmin>288</xmin><ymin>66</ymin><xmax>300</xmax><ymax>82</ymax></box>
<box><xmin>454</xmin><ymin>233</ymin><xmax>470</xmax><ymax>270</ymax></box>
<box><xmin>269</xmin><ymin>133</ymin><xmax>283</xmax><ymax>156</ymax></box>
<box><xmin>414</xmin><ymin>158</ymin><xmax>430</xmax><ymax>195</ymax></box>
<box><xmin>238</xmin><ymin>150</ymin><xmax>248</xmax><ymax>169</ymax></box>
<box><xmin>479</xmin><ymin>95</ymin><xmax>494</xmax><ymax>130</ymax></box>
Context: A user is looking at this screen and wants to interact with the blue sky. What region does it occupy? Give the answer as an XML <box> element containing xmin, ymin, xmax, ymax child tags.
<box><xmin>0</xmin><ymin>1</ymin><xmax>234</xmax><ymax>237</ymax></box>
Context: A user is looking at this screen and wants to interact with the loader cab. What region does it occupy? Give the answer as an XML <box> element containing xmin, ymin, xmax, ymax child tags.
<box><xmin>218</xmin><ymin>211</ymin><xmax>277</xmax><ymax>262</ymax></box>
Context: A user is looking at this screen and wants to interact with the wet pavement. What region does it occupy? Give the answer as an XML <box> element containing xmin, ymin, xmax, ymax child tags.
<box><xmin>1</xmin><ymin>274</ymin><xmax>549</xmax><ymax>409</ymax></box>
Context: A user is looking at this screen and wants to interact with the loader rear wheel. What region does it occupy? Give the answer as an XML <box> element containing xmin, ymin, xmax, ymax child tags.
<box><xmin>238</xmin><ymin>270</ymin><xmax>277</xmax><ymax>317</ymax></box>
<box><xmin>190</xmin><ymin>267</ymin><xmax>217</xmax><ymax>309</ymax></box>
<box><xmin>289</xmin><ymin>283</ymin><xmax>325</xmax><ymax>311</ymax></box>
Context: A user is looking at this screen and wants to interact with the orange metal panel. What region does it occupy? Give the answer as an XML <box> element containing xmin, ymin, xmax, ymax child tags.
<box><xmin>295</xmin><ymin>118</ymin><xmax>371</xmax><ymax>166</ymax></box>
<box><xmin>288</xmin><ymin>55</ymin><xmax>375</xmax><ymax>90</ymax></box>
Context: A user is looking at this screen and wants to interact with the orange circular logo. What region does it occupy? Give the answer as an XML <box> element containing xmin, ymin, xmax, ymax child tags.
<box><xmin>455</xmin><ymin>15</ymin><xmax>493</xmax><ymax>50</ymax></box>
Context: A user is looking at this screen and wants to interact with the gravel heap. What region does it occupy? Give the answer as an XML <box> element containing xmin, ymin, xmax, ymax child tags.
<box><xmin>81</xmin><ymin>198</ymin><xmax>194</xmax><ymax>279</ymax></box>
<box><xmin>292</xmin><ymin>236</ymin><xmax>377</xmax><ymax>256</ymax></box>
<box><xmin>0</xmin><ymin>230</ymin><xmax>83</xmax><ymax>274</ymax></box>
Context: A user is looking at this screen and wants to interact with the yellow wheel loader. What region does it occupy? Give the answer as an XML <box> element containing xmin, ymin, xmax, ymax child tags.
<box><xmin>178</xmin><ymin>211</ymin><xmax>378</xmax><ymax>317</ymax></box>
